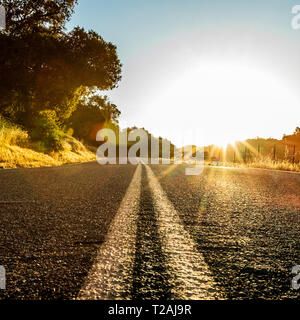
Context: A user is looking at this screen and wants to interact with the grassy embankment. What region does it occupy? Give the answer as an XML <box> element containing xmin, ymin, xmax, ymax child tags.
<box><xmin>0</xmin><ymin>116</ymin><xmax>95</xmax><ymax>168</ymax></box>
<box><xmin>208</xmin><ymin>159</ymin><xmax>300</xmax><ymax>172</ymax></box>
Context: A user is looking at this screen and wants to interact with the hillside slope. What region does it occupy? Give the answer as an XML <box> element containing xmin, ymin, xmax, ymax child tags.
<box><xmin>0</xmin><ymin>117</ymin><xmax>95</xmax><ymax>168</ymax></box>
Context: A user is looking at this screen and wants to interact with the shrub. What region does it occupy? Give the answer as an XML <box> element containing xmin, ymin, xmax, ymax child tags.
<box><xmin>31</xmin><ymin>110</ymin><xmax>65</xmax><ymax>151</ymax></box>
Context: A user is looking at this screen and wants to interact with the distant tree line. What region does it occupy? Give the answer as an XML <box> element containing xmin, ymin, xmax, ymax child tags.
<box><xmin>283</xmin><ymin>127</ymin><xmax>300</xmax><ymax>145</ymax></box>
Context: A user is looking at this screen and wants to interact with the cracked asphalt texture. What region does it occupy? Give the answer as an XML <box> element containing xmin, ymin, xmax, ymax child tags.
<box><xmin>0</xmin><ymin>162</ymin><xmax>299</xmax><ymax>299</ymax></box>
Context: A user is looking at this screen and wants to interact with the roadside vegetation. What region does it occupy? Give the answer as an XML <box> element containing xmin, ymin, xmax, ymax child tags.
<box><xmin>208</xmin><ymin>159</ymin><xmax>300</xmax><ymax>172</ymax></box>
<box><xmin>0</xmin><ymin>1</ymin><xmax>121</xmax><ymax>168</ymax></box>
<box><xmin>0</xmin><ymin>115</ymin><xmax>95</xmax><ymax>168</ymax></box>
<box><xmin>206</xmin><ymin>127</ymin><xmax>300</xmax><ymax>172</ymax></box>
<box><xmin>244</xmin><ymin>158</ymin><xmax>300</xmax><ymax>172</ymax></box>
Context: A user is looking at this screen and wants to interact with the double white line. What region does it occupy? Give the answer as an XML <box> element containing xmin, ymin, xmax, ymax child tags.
<box><xmin>78</xmin><ymin>164</ymin><xmax>221</xmax><ymax>300</ymax></box>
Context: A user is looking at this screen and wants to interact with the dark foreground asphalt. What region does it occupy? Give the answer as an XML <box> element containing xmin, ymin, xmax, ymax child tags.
<box><xmin>0</xmin><ymin>162</ymin><xmax>299</xmax><ymax>300</ymax></box>
<box><xmin>0</xmin><ymin>163</ymin><xmax>136</xmax><ymax>299</ymax></box>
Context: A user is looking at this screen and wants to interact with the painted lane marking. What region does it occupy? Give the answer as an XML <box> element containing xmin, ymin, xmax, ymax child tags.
<box><xmin>78</xmin><ymin>165</ymin><xmax>141</xmax><ymax>300</ymax></box>
<box><xmin>145</xmin><ymin>165</ymin><xmax>222</xmax><ymax>300</ymax></box>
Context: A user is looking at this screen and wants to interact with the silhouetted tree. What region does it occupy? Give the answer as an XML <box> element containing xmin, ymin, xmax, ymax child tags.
<box><xmin>2</xmin><ymin>0</ymin><xmax>77</xmax><ymax>36</ymax></box>
<box><xmin>89</xmin><ymin>95</ymin><xmax>121</xmax><ymax>124</ymax></box>
<box><xmin>0</xmin><ymin>1</ymin><xmax>122</xmax><ymax>129</ymax></box>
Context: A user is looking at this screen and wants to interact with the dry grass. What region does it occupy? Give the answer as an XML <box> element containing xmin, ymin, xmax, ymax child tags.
<box><xmin>49</xmin><ymin>136</ymin><xmax>95</xmax><ymax>165</ymax></box>
<box><xmin>0</xmin><ymin>144</ymin><xmax>60</xmax><ymax>168</ymax></box>
<box><xmin>208</xmin><ymin>157</ymin><xmax>300</xmax><ymax>172</ymax></box>
<box><xmin>246</xmin><ymin>158</ymin><xmax>300</xmax><ymax>172</ymax></box>
<box><xmin>0</xmin><ymin>117</ymin><xmax>30</xmax><ymax>147</ymax></box>
<box><xmin>0</xmin><ymin>116</ymin><xmax>95</xmax><ymax>168</ymax></box>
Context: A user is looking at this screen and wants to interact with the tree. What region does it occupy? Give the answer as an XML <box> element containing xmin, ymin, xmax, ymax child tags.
<box><xmin>67</xmin><ymin>95</ymin><xmax>121</xmax><ymax>144</ymax></box>
<box><xmin>0</xmin><ymin>2</ymin><xmax>122</xmax><ymax>128</ymax></box>
<box><xmin>89</xmin><ymin>95</ymin><xmax>121</xmax><ymax>124</ymax></box>
<box><xmin>1</xmin><ymin>0</ymin><xmax>77</xmax><ymax>36</ymax></box>
<box><xmin>283</xmin><ymin>126</ymin><xmax>300</xmax><ymax>146</ymax></box>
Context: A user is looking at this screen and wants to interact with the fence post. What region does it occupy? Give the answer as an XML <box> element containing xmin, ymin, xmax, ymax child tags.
<box><xmin>273</xmin><ymin>144</ymin><xmax>276</xmax><ymax>161</ymax></box>
<box><xmin>0</xmin><ymin>5</ymin><xmax>5</xmax><ymax>30</ymax></box>
<box><xmin>292</xmin><ymin>145</ymin><xmax>296</xmax><ymax>164</ymax></box>
<box><xmin>0</xmin><ymin>265</ymin><xmax>5</xmax><ymax>290</ymax></box>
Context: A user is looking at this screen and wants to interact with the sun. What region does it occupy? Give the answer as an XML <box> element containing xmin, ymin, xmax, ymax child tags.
<box><xmin>140</xmin><ymin>59</ymin><xmax>299</xmax><ymax>147</ymax></box>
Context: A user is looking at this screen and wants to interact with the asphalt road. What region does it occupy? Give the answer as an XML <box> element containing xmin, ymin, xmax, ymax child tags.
<box><xmin>0</xmin><ymin>162</ymin><xmax>299</xmax><ymax>300</ymax></box>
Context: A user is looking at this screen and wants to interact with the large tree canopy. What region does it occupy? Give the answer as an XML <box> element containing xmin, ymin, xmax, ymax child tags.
<box><xmin>2</xmin><ymin>0</ymin><xmax>77</xmax><ymax>35</ymax></box>
<box><xmin>0</xmin><ymin>1</ymin><xmax>122</xmax><ymax>127</ymax></box>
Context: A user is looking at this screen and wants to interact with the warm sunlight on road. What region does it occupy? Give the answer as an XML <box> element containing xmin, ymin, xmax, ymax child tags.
<box><xmin>0</xmin><ymin>163</ymin><xmax>299</xmax><ymax>299</ymax></box>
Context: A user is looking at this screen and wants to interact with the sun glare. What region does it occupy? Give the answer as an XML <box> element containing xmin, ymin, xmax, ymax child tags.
<box><xmin>218</xmin><ymin>139</ymin><xmax>237</xmax><ymax>150</ymax></box>
<box><xmin>142</xmin><ymin>60</ymin><xmax>299</xmax><ymax>147</ymax></box>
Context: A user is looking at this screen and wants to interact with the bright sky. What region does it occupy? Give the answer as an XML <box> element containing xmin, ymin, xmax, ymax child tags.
<box><xmin>67</xmin><ymin>0</ymin><xmax>300</xmax><ymax>147</ymax></box>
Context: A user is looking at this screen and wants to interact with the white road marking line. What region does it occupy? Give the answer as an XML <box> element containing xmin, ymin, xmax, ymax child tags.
<box><xmin>145</xmin><ymin>165</ymin><xmax>222</xmax><ymax>300</ymax></box>
<box><xmin>78</xmin><ymin>164</ymin><xmax>141</xmax><ymax>300</ymax></box>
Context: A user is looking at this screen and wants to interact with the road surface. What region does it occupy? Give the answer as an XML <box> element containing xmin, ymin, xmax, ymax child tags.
<box><xmin>0</xmin><ymin>162</ymin><xmax>299</xmax><ymax>299</ymax></box>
